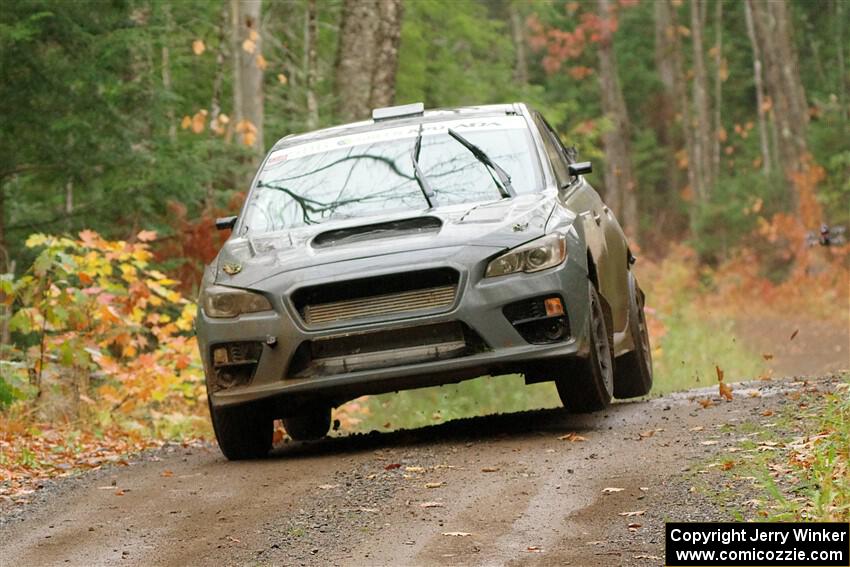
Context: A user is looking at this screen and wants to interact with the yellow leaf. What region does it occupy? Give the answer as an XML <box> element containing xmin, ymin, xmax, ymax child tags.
<box><xmin>218</xmin><ymin>113</ymin><xmax>230</xmax><ymax>125</ymax></box>
<box><xmin>192</xmin><ymin>39</ymin><xmax>205</xmax><ymax>55</ymax></box>
<box><xmin>181</xmin><ymin>115</ymin><xmax>192</xmax><ymax>130</ymax></box>
<box><xmin>255</xmin><ymin>54</ymin><xmax>268</xmax><ymax>70</ymax></box>
<box><xmin>25</xmin><ymin>234</ymin><xmax>48</xmax><ymax>248</ymax></box>
<box><xmin>719</xmin><ymin>382</ymin><xmax>734</xmax><ymax>401</ymax></box>
<box><xmin>136</xmin><ymin>230</ymin><xmax>157</xmax><ymax>242</ymax></box>
<box><xmin>242</xmin><ymin>130</ymin><xmax>256</xmax><ymax>147</ymax></box>
<box><xmin>191</xmin><ymin>109</ymin><xmax>208</xmax><ymax>134</ymax></box>
<box><xmin>277</xmin><ymin>73</ymin><xmax>288</xmax><ymax>85</ymax></box>
<box><xmin>242</xmin><ymin>38</ymin><xmax>256</xmax><ymax>54</ymax></box>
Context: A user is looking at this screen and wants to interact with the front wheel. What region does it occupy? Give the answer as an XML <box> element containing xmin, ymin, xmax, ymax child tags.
<box><xmin>556</xmin><ymin>284</ymin><xmax>614</xmax><ymax>412</ymax></box>
<box><xmin>209</xmin><ymin>400</ymin><xmax>273</xmax><ymax>461</ymax></box>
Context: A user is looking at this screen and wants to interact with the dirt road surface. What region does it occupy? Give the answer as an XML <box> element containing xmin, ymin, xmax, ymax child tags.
<box><xmin>1</xmin><ymin>373</ymin><xmax>844</xmax><ymax>567</ymax></box>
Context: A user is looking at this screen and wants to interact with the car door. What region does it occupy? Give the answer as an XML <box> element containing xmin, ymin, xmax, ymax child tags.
<box><xmin>534</xmin><ymin>113</ymin><xmax>630</xmax><ymax>334</ymax></box>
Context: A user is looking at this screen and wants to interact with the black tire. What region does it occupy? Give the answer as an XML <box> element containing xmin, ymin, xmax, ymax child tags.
<box><xmin>283</xmin><ymin>407</ymin><xmax>332</xmax><ymax>441</ymax></box>
<box><xmin>209</xmin><ymin>399</ymin><xmax>273</xmax><ymax>460</ymax></box>
<box><xmin>556</xmin><ymin>284</ymin><xmax>614</xmax><ymax>412</ymax></box>
<box><xmin>614</xmin><ymin>274</ymin><xmax>653</xmax><ymax>398</ymax></box>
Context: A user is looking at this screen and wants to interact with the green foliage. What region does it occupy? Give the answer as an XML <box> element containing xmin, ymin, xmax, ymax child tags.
<box><xmin>348</xmin><ymin>374</ymin><xmax>560</xmax><ymax>433</ymax></box>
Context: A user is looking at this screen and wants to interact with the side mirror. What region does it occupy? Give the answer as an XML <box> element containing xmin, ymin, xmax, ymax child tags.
<box><xmin>215</xmin><ymin>216</ymin><xmax>237</xmax><ymax>231</ymax></box>
<box><xmin>568</xmin><ymin>161</ymin><xmax>592</xmax><ymax>176</ymax></box>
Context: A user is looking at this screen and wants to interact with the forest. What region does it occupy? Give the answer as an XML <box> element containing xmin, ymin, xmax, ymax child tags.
<box><xmin>0</xmin><ymin>0</ymin><xmax>848</xmax><ymax>517</ymax></box>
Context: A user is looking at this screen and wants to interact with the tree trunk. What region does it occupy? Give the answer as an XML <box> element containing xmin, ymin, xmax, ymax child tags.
<box><xmin>837</xmin><ymin>0</ymin><xmax>848</xmax><ymax>127</ymax></box>
<box><xmin>334</xmin><ymin>0</ymin><xmax>380</xmax><ymax>121</ymax></box>
<box><xmin>510</xmin><ymin>1</ymin><xmax>529</xmax><ymax>85</ymax></box>
<box><xmin>711</xmin><ymin>0</ymin><xmax>722</xmax><ymax>180</ymax></box>
<box><xmin>334</xmin><ymin>0</ymin><xmax>403</xmax><ymax>120</ymax></box>
<box><xmin>161</xmin><ymin>3</ymin><xmax>177</xmax><ymax>144</ymax></box>
<box><xmin>744</xmin><ymin>0</ymin><xmax>773</xmax><ymax>176</ymax></box>
<box><xmin>595</xmin><ymin>0</ymin><xmax>638</xmax><ymax>239</ymax></box>
<box><xmin>369</xmin><ymin>0</ymin><xmax>403</xmax><ymax>109</ymax></box>
<box><xmin>231</xmin><ymin>0</ymin><xmax>264</xmax><ymax>156</ymax></box>
<box><xmin>305</xmin><ymin>0</ymin><xmax>319</xmax><ymax>130</ymax></box>
<box><xmin>690</xmin><ymin>0</ymin><xmax>713</xmax><ymax>200</ymax></box>
<box><xmin>654</xmin><ymin>0</ymin><xmax>682</xmax><ymax>204</ymax></box>
<box><xmin>748</xmin><ymin>0</ymin><xmax>811</xmax><ymax>208</ymax></box>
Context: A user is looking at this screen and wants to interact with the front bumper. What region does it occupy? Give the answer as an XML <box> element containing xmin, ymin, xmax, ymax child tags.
<box><xmin>197</xmin><ymin>245</ymin><xmax>591</xmax><ymax>410</ymax></box>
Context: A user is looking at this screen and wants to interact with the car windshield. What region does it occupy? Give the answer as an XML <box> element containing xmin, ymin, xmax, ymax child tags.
<box><xmin>242</xmin><ymin>116</ymin><xmax>542</xmax><ymax>233</ymax></box>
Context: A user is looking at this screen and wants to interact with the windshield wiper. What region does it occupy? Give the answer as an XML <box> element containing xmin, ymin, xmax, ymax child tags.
<box><xmin>447</xmin><ymin>128</ymin><xmax>516</xmax><ymax>199</ymax></box>
<box><xmin>411</xmin><ymin>124</ymin><xmax>436</xmax><ymax>208</ymax></box>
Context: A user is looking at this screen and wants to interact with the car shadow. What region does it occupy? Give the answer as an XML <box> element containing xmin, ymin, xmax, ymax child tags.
<box><xmin>266</xmin><ymin>403</ymin><xmax>630</xmax><ymax>460</ymax></box>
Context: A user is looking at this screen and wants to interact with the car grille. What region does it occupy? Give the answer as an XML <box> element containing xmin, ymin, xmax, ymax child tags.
<box><xmin>303</xmin><ymin>285</ymin><xmax>456</xmax><ymax>325</ymax></box>
<box><xmin>293</xmin><ymin>268</ymin><xmax>460</xmax><ymax>327</ymax></box>
<box><xmin>288</xmin><ymin>322</ymin><xmax>489</xmax><ymax>377</ymax></box>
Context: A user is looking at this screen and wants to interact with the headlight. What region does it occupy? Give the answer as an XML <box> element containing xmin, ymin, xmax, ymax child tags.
<box><xmin>485</xmin><ymin>233</ymin><xmax>567</xmax><ymax>278</ymax></box>
<box><xmin>200</xmin><ymin>286</ymin><xmax>273</xmax><ymax>318</ymax></box>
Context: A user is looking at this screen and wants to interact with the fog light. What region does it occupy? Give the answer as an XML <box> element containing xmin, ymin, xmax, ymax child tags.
<box><xmin>213</xmin><ymin>347</ymin><xmax>229</xmax><ymax>366</ymax></box>
<box><xmin>544</xmin><ymin>297</ymin><xmax>565</xmax><ymax>317</ymax></box>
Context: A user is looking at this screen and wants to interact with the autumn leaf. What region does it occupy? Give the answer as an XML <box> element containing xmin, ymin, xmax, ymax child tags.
<box><xmin>136</xmin><ymin>230</ymin><xmax>157</xmax><ymax>242</ymax></box>
<box><xmin>255</xmin><ymin>54</ymin><xmax>268</xmax><ymax>70</ymax></box>
<box><xmin>789</xmin><ymin>329</ymin><xmax>799</xmax><ymax>341</ymax></box>
<box><xmin>558</xmin><ymin>432</ymin><xmax>587</xmax><ymax>442</ymax></box>
<box><xmin>277</xmin><ymin>73</ymin><xmax>288</xmax><ymax>85</ymax></box>
<box><xmin>192</xmin><ymin>39</ymin><xmax>205</xmax><ymax>55</ymax></box>
<box><xmin>698</xmin><ymin>398</ymin><xmax>715</xmax><ymax>409</ymax></box>
<box><xmin>241</xmin><ymin>38</ymin><xmax>256</xmax><ymax>54</ymax></box>
<box><xmin>180</xmin><ymin>115</ymin><xmax>192</xmax><ymax>130</ymax></box>
<box><xmin>719</xmin><ymin>382</ymin><xmax>733</xmax><ymax>401</ymax></box>
<box><xmin>384</xmin><ymin>463</ymin><xmax>401</xmax><ymax>470</ymax></box>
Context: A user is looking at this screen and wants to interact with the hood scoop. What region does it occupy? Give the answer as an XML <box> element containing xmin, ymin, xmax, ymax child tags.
<box><xmin>312</xmin><ymin>216</ymin><xmax>442</xmax><ymax>248</ymax></box>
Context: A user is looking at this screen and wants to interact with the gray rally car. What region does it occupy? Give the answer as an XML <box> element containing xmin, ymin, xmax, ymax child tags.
<box><xmin>197</xmin><ymin>102</ymin><xmax>653</xmax><ymax>460</ymax></box>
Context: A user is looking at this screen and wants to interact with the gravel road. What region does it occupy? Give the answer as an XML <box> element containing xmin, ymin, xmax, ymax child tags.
<box><xmin>1</xmin><ymin>375</ymin><xmax>840</xmax><ymax>567</ymax></box>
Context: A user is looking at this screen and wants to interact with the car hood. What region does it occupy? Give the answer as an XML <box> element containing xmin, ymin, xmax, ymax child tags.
<box><xmin>214</xmin><ymin>193</ymin><xmax>561</xmax><ymax>287</ymax></box>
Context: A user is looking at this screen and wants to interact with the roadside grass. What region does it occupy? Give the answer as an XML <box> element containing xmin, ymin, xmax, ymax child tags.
<box><xmin>339</xmin><ymin>375</ymin><xmax>561</xmax><ymax>433</ymax></box>
<box><xmin>650</xmin><ymin>307</ymin><xmax>766</xmax><ymax>396</ymax></box>
<box><xmin>709</xmin><ymin>374</ymin><xmax>849</xmax><ymax>522</ymax></box>
<box><xmin>337</xmin><ymin>306</ymin><xmax>765</xmax><ymax>433</ymax></box>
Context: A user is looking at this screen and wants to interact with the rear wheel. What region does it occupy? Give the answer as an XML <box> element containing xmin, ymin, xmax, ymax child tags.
<box><xmin>209</xmin><ymin>399</ymin><xmax>273</xmax><ymax>460</ymax></box>
<box><xmin>614</xmin><ymin>274</ymin><xmax>653</xmax><ymax>398</ymax></box>
<box><xmin>556</xmin><ymin>284</ymin><xmax>614</xmax><ymax>412</ymax></box>
<box><xmin>283</xmin><ymin>407</ymin><xmax>332</xmax><ymax>441</ymax></box>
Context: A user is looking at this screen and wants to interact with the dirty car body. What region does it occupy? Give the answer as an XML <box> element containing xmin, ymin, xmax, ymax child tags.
<box><xmin>196</xmin><ymin>103</ymin><xmax>653</xmax><ymax>459</ymax></box>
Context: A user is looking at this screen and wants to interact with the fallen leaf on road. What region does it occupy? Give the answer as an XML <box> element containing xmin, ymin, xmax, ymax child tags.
<box><xmin>719</xmin><ymin>382</ymin><xmax>734</xmax><ymax>401</ymax></box>
<box><xmin>602</xmin><ymin>487</ymin><xmax>624</xmax><ymax>494</ymax></box>
<box><xmin>762</xmin><ymin>353</ymin><xmax>774</xmax><ymax>360</ymax></box>
<box><xmin>628</xmin><ymin>522</ymin><xmax>642</xmax><ymax>530</ymax></box>
<box><xmin>384</xmin><ymin>463</ymin><xmax>402</xmax><ymax>471</ymax></box>
<box><xmin>789</xmin><ymin>329</ymin><xmax>799</xmax><ymax>341</ymax></box>
<box><xmin>161</xmin><ymin>470</ymin><xmax>173</xmax><ymax>478</ymax></box>
<box><xmin>558</xmin><ymin>432</ymin><xmax>587</xmax><ymax>442</ymax></box>
<box><xmin>721</xmin><ymin>461</ymin><xmax>735</xmax><ymax>471</ymax></box>
<box><xmin>114</xmin><ymin>489</ymin><xmax>125</xmax><ymax>496</ymax></box>
<box><xmin>761</xmin><ymin>409</ymin><xmax>774</xmax><ymax>416</ymax></box>
<box><xmin>618</xmin><ymin>510</ymin><xmax>645</xmax><ymax>517</ymax></box>
<box><xmin>638</xmin><ymin>430</ymin><xmax>655</xmax><ymax>440</ymax></box>
<box><xmin>442</xmin><ymin>532</ymin><xmax>471</xmax><ymax>537</ymax></box>
<box><xmin>698</xmin><ymin>398</ymin><xmax>715</xmax><ymax>409</ymax></box>
<box><xmin>420</xmin><ymin>501</ymin><xmax>444</xmax><ymax>508</ymax></box>
<box><xmin>425</xmin><ymin>482</ymin><xmax>444</xmax><ymax>489</ymax></box>
<box><xmin>481</xmin><ymin>466</ymin><xmax>500</xmax><ymax>473</ymax></box>
<box><xmin>526</xmin><ymin>546</ymin><xmax>542</xmax><ymax>552</ymax></box>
